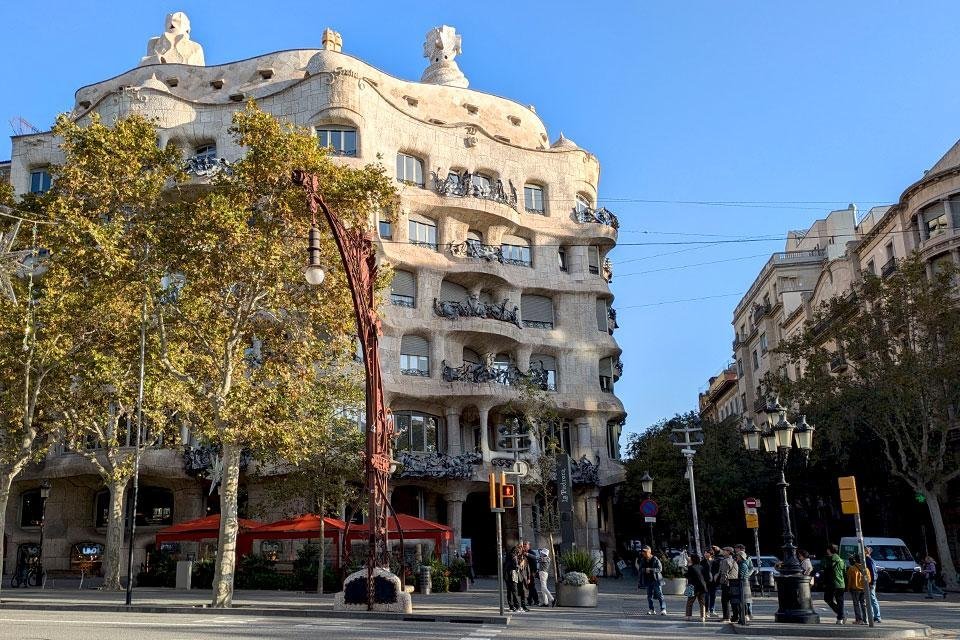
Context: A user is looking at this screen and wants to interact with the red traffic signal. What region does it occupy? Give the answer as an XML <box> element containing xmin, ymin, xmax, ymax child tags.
<box><xmin>500</xmin><ymin>472</ymin><xmax>517</xmax><ymax>509</ymax></box>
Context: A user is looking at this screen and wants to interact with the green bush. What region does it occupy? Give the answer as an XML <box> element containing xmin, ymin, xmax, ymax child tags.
<box><xmin>292</xmin><ymin>543</ymin><xmax>340</xmax><ymax>592</ymax></box>
<box><xmin>234</xmin><ymin>554</ymin><xmax>297</xmax><ymax>590</ymax></box>
<box><xmin>192</xmin><ymin>559</ymin><xmax>215</xmax><ymax>589</ymax></box>
<box><xmin>559</xmin><ymin>548</ymin><xmax>596</xmax><ymax>577</ymax></box>
<box><xmin>428</xmin><ymin>558</ymin><xmax>450</xmax><ymax>593</ymax></box>
<box><xmin>136</xmin><ymin>549</ymin><xmax>177</xmax><ymax>587</ymax></box>
<box><xmin>658</xmin><ymin>553</ymin><xmax>685</xmax><ymax>579</ymax></box>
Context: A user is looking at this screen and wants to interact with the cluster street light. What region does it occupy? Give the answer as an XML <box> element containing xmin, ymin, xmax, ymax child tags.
<box><xmin>671</xmin><ymin>420</ymin><xmax>703</xmax><ymax>556</ymax></box>
<box><xmin>740</xmin><ymin>397</ymin><xmax>818</xmax><ymax>624</ymax></box>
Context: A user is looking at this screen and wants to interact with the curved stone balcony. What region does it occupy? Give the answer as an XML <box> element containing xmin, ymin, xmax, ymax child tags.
<box><xmin>917</xmin><ymin>227</ymin><xmax>960</xmax><ymax>260</ymax></box>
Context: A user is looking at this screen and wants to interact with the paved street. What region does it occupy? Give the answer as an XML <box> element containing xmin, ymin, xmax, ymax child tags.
<box><xmin>0</xmin><ymin>580</ymin><xmax>956</xmax><ymax>639</ymax></box>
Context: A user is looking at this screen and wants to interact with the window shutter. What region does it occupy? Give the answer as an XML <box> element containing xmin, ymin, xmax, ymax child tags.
<box><xmin>502</xmin><ymin>234</ymin><xmax>529</xmax><ymax>247</ymax></box>
<box><xmin>588</xmin><ymin>246</ymin><xmax>600</xmax><ymax>271</ymax></box>
<box><xmin>596</xmin><ymin>298</ymin><xmax>608</xmax><ymax>331</ymax></box>
<box><xmin>599</xmin><ymin>357</ymin><xmax>613</xmax><ymax>377</ymax></box>
<box><xmin>391</xmin><ymin>270</ymin><xmax>416</xmax><ymax>298</ymax></box>
<box><xmin>521</xmin><ymin>295</ymin><xmax>554</xmax><ymax>324</ymax></box>
<box><xmin>439</xmin><ymin>280</ymin><xmax>468</xmax><ymax>303</ymax></box>
<box><xmin>400</xmin><ymin>335</ymin><xmax>430</xmax><ymax>357</ymax></box>
<box><xmin>463</xmin><ymin>349</ymin><xmax>482</xmax><ymax>364</ymax></box>
<box><xmin>531</xmin><ymin>354</ymin><xmax>556</xmax><ymax>371</ymax></box>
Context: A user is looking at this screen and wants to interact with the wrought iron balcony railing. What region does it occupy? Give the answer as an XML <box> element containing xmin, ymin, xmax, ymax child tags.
<box><xmin>574</xmin><ymin>206</ymin><xmax>619</xmax><ymax>229</ymax></box>
<box><xmin>881</xmin><ymin>258</ymin><xmax>897</xmax><ymax>278</ymax></box>
<box><xmin>602</xmin><ymin>257</ymin><xmax>613</xmax><ymax>282</ymax></box>
<box><xmin>607</xmin><ymin>307</ymin><xmax>619</xmax><ymax>334</ymax></box>
<box><xmin>432</xmin><ymin>169</ymin><xmax>519</xmax><ymax>210</ymax></box>
<box><xmin>752</xmin><ymin>302</ymin><xmax>771</xmax><ymax>323</ymax></box>
<box><xmin>449</xmin><ymin>241</ymin><xmax>531</xmax><ymax>267</ymax></box>
<box><xmin>184</xmin><ymin>154</ymin><xmax>232</xmax><ymax>177</ymax></box>
<box><xmin>522</xmin><ymin>320</ymin><xmax>554</xmax><ymax>330</ymax></box>
<box><xmin>433</xmin><ymin>296</ymin><xmax>522</xmax><ymax>328</ymax></box>
<box><xmin>400</xmin><ymin>368</ymin><xmax>430</xmax><ymax>377</ymax></box>
<box><xmin>441</xmin><ymin>359</ymin><xmax>552</xmax><ymax>391</ymax></box>
<box><xmin>393</xmin><ymin>451</ymin><xmax>482</xmax><ymax>479</ymax></box>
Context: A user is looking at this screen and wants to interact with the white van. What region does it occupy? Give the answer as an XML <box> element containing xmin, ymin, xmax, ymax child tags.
<box><xmin>839</xmin><ymin>537</ymin><xmax>922</xmax><ymax>592</ymax></box>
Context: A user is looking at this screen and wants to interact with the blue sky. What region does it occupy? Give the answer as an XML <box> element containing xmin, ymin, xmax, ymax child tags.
<box><xmin>3</xmin><ymin>2</ymin><xmax>959</xmax><ymax>439</ymax></box>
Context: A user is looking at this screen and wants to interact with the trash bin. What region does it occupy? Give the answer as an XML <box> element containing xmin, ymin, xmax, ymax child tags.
<box><xmin>176</xmin><ymin>560</ymin><xmax>193</xmax><ymax>590</ymax></box>
<box><xmin>418</xmin><ymin>565</ymin><xmax>431</xmax><ymax>595</ymax></box>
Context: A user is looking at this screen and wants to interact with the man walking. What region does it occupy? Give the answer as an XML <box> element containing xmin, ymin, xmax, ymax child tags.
<box><xmin>864</xmin><ymin>547</ymin><xmax>881</xmax><ymax>623</ymax></box>
<box><xmin>823</xmin><ymin>544</ymin><xmax>846</xmax><ymax>624</ymax></box>
<box><xmin>523</xmin><ymin>542</ymin><xmax>540</xmax><ymax>606</ymax></box>
<box><xmin>637</xmin><ymin>545</ymin><xmax>666</xmax><ymax>615</ymax></box>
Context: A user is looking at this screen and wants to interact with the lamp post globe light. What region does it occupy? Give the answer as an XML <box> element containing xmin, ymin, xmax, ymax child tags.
<box><xmin>740</xmin><ymin>397</ymin><xmax>818</xmax><ymax>624</ymax></box>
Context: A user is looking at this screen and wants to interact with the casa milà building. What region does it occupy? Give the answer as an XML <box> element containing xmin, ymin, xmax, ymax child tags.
<box><xmin>5</xmin><ymin>14</ymin><xmax>626</xmax><ymax>578</ymax></box>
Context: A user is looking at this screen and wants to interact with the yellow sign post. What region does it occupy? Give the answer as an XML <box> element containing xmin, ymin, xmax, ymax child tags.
<box><xmin>837</xmin><ymin>476</ymin><xmax>872</xmax><ymax>627</ymax></box>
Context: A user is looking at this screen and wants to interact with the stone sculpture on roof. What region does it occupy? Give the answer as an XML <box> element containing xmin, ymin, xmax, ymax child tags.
<box><xmin>139</xmin><ymin>11</ymin><xmax>205</xmax><ymax>67</ymax></box>
<box><xmin>420</xmin><ymin>25</ymin><xmax>468</xmax><ymax>88</ymax></box>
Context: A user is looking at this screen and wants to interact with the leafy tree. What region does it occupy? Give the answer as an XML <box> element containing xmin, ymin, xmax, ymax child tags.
<box><xmin>152</xmin><ymin>104</ymin><xmax>396</xmax><ymax>607</ymax></box>
<box><xmin>774</xmin><ymin>253</ymin><xmax>960</xmax><ymax>588</ymax></box>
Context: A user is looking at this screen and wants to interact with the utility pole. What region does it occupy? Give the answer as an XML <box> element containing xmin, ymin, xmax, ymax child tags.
<box><xmin>671</xmin><ymin>419</ymin><xmax>704</xmax><ymax>556</ymax></box>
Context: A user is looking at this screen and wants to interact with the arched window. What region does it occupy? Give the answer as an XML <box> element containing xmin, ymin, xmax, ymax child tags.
<box><xmin>396</xmin><ymin>152</ymin><xmax>425</xmax><ymax>186</ymax></box>
<box><xmin>400</xmin><ymin>335</ymin><xmax>430</xmax><ymax>376</ymax></box>
<box><xmin>575</xmin><ymin>194</ymin><xmax>591</xmax><ymax>214</ymax></box>
<box><xmin>501</xmin><ymin>235</ymin><xmax>532</xmax><ymax>267</ymax></box>
<box><xmin>922</xmin><ymin>201</ymin><xmax>949</xmax><ymax>239</ymax></box>
<box><xmin>521</xmin><ymin>294</ymin><xmax>554</xmax><ymax>329</ymax></box>
<box><xmin>194</xmin><ymin>143</ymin><xmax>217</xmax><ymax>161</ymax></box>
<box><xmin>316</xmin><ymin>126</ymin><xmax>358</xmax><ymax>157</ymax></box>
<box><xmin>524</xmin><ymin>184</ymin><xmax>545</xmax><ymax>214</ymax></box>
<box><xmin>394</xmin><ymin>411</ymin><xmax>442</xmax><ymax>453</ymax></box>
<box><xmin>466</xmin><ymin>230</ymin><xmax>483</xmax><ymax>250</ymax></box>
<box><xmin>390</xmin><ymin>270</ymin><xmax>416</xmax><ymax>308</ymax></box>
<box><xmin>530</xmin><ymin>354</ymin><xmax>557</xmax><ymax>391</ymax></box>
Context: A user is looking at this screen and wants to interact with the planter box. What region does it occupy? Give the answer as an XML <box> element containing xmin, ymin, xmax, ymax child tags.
<box><xmin>556</xmin><ymin>582</ymin><xmax>598</xmax><ymax>607</ymax></box>
<box><xmin>662</xmin><ymin>578</ymin><xmax>688</xmax><ymax>596</ymax></box>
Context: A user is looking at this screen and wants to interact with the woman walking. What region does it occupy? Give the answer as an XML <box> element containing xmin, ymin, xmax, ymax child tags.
<box><xmin>685</xmin><ymin>554</ymin><xmax>709</xmax><ymax>622</ymax></box>
<box><xmin>923</xmin><ymin>556</ymin><xmax>947</xmax><ymax>599</ymax></box>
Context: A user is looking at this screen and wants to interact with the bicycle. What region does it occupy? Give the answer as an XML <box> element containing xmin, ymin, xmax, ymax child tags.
<box><xmin>9</xmin><ymin>563</ymin><xmax>42</xmax><ymax>588</ymax></box>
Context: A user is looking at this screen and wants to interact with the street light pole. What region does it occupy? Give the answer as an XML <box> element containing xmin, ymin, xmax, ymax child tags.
<box><xmin>671</xmin><ymin>421</ymin><xmax>703</xmax><ymax>556</ymax></box>
<box><xmin>741</xmin><ymin>399</ymin><xmax>819</xmax><ymax>624</ymax></box>
<box><xmin>294</xmin><ymin>171</ymin><xmax>395</xmax><ymax>610</ymax></box>
<box><xmin>38</xmin><ymin>480</ymin><xmax>50</xmax><ymax>587</ymax></box>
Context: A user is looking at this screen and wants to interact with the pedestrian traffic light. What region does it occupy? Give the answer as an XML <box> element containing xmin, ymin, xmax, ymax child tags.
<box><xmin>500</xmin><ymin>471</ymin><xmax>517</xmax><ymax>509</ymax></box>
<box><xmin>838</xmin><ymin>475</ymin><xmax>860</xmax><ymax>515</ymax></box>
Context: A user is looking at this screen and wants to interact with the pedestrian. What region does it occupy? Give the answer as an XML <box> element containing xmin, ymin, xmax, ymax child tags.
<box><xmin>636</xmin><ymin>545</ymin><xmax>666</xmax><ymax>615</ymax></box>
<box><xmin>523</xmin><ymin>541</ymin><xmax>539</xmax><ymax>606</ymax></box>
<box><xmin>823</xmin><ymin>544</ymin><xmax>847</xmax><ymax>624</ymax></box>
<box><xmin>864</xmin><ymin>547</ymin><xmax>881</xmax><ymax>623</ymax></box>
<box><xmin>705</xmin><ymin>548</ymin><xmax>720</xmax><ymax>617</ymax></box>
<box><xmin>798</xmin><ymin>549</ymin><xmax>814</xmax><ymax>588</ymax></box>
<box><xmin>719</xmin><ymin>546</ymin><xmax>738</xmax><ymax>623</ymax></box>
<box><xmin>536</xmin><ymin>548</ymin><xmax>554</xmax><ymax>607</ymax></box>
<box><xmin>516</xmin><ymin>545</ymin><xmax>531</xmax><ymax>610</ymax></box>
<box><xmin>922</xmin><ymin>556</ymin><xmax>947</xmax><ymax>599</ymax></box>
<box><xmin>464</xmin><ymin>546</ymin><xmax>475</xmax><ymax>584</ymax></box>
<box><xmin>846</xmin><ymin>554</ymin><xmax>870</xmax><ymax>625</ymax></box>
<box><xmin>735</xmin><ymin>550</ymin><xmax>754</xmax><ymax>623</ymax></box>
<box><xmin>685</xmin><ymin>553</ymin><xmax>709</xmax><ymax>622</ymax></box>
<box><xmin>504</xmin><ymin>546</ymin><xmax>524</xmax><ymax>612</ymax></box>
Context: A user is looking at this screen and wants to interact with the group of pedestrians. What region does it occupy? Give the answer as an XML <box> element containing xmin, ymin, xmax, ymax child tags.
<box><xmin>820</xmin><ymin>544</ymin><xmax>885</xmax><ymax>625</ymax></box>
<box><xmin>504</xmin><ymin>540</ymin><xmax>554</xmax><ymax>612</ymax></box>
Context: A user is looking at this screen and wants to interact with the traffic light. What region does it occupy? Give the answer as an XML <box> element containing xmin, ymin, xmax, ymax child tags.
<box><xmin>500</xmin><ymin>471</ymin><xmax>517</xmax><ymax>509</ymax></box>
<box><xmin>838</xmin><ymin>475</ymin><xmax>860</xmax><ymax>515</ymax></box>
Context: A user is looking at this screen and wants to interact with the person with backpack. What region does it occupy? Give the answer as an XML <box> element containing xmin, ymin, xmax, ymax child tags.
<box><xmin>845</xmin><ymin>554</ymin><xmax>870</xmax><ymax>625</ymax></box>
<box><xmin>823</xmin><ymin>544</ymin><xmax>846</xmax><ymax>624</ymax></box>
<box><xmin>637</xmin><ymin>545</ymin><xmax>666</xmax><ymax>615</ymax></box>
<box><xmin>719</xmin><ymin>547</ymin><xmax>739</xmax><ymax>623</ymax></box>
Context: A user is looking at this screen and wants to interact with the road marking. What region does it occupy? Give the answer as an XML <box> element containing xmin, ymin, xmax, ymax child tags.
<box><xmin>0</xmin><ymin>616</ymin><xmax>247</xmax><ymax>628</ymax></box>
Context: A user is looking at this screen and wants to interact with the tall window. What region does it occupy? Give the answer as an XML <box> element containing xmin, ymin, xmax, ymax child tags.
<box><xmin>530</xmin><ymin>354</ymin><xmax>557</xmax><ymax>391</ymax></box>
<box><xmin>378</xmin><ymin>218</ymin><xmax>393</xmax><ymax>239</ymax></box>
<box><xmin>575</xmin><ymin>194</ymin><xmax>591</xmax><ymax>214</ymax></box>
<box><xmin>607</xmin><ymin>420</ymin><xmax>622</xmax><ymax>460</ymax></box>
<box><xmin>408</xmin><ymin>217</ymin><xmax>437</xmax><ymax>250</ymax></box>
<box><xmin>471</xmin><ymin>173</ymin><xmax>492</xmax><ymax>195</ymax></box>
<box><xmin>558</xmin><ymin>247</ymin><xmax>568</xmax><ymax>272</ymax></box>
<box><xmin>521</xmin><ymin>295</ymin><xmax>554</xmax><ymax>329</ymax></box>
<box><xmin>736</xmin><ymin>359</ymin><xmax>743</xmax><ymax>378</ymax></box>
<box><xmin>596</xmin><ymin>298</ymin><xmax>611</xmax><ymax>333</ymax></box>
<box><xmin>752</xmin><ymin>350</ymin><xmax>759</xmax><ymax>370</ymax></box>
<box><xmin>29</xmin><ymin>169</ymin><xmax>52</xmax><ymax>194</ymax></box>
<box><xmin>20</xmin><ymin>489</ymin><xmax>44</xmax><ymax>527</ymax></box>
<box><xmin>399</xmin><ymin>335</ymin><xmax>430</xmax><ymax>376</ymax></box>
<box><xmin>394</xmin><ymin>411</ymin><xmax>441</xmax><ymax>453</ymax></box>
<box><xmin>541</xmin><ymin>420</ymin><xmax>571</xmax><ymax>455</ymax></box>
<box><xmin>588</xmin><ymin>246</ymin><xmax>601</xmax><ymax>275</ymax></box>
<box><xmin>524</xmin><ymin>184</ymin><xmax>545</xmax><ymax>214</ymax></box>
<box><xmin>390</xmin><ymin>270</ymin><xmax>416</xmax><ymax>307</ymax></box>
<box><xmin>501</xmin><ymin>235</ymin><xmax>531</xmax><ymax>267</ymax></box>
<box><xmin>599</xmin><ymin>357</ymin><xmax>615</xmax><ymax>392</ymax></box>
<box><xmin>923</xmin><ymin>202</ymin><xmax>949</xmax><ymax>238</ymax></box>
<box><xmin>396</xmin><ymin>152</ymin><xmax>424</xmax><ymax>186</ymax></box>
<box><xmin>316</xmin><ymin>126</ymin><xmax>358</xmax><ymax>156</ymax></box>
<box><xmin>759</xmin><ymin>333</ymin><xmax>768</xmax><ymax>354</ymax></box>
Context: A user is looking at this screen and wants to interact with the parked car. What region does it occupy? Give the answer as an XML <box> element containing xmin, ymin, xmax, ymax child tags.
<box><xmin>839</xmin><ymin>537</ymin><xmax>922</xmax><ymax>592</ymax></box>
<box><xmin>749</xmin><ymin>555</ymin><xmax>780</xmax><ymax>591</ymax></box>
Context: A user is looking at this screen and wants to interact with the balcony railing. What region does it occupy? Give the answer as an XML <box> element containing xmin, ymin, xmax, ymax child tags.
<box><xmin>441</xmin><ymin>359</ymin><xmax>551</xmax><ymax>390</ymax></box>
<box><xmin>431</xmin><ymin>169</ymin><xmax>519</xmax><ymax>210</ymax></box>
<box><xmin>184</xmin><ymin>154</ymin><xmax>232</xmax><ymax>177</ymax></box>
<box><xmin>433</xmin><ymin>296</ymin><xmax>522</xmax><ymax>328</ymax></box>
<box><xmin>829</xmin><ymin>353</ymin><xmax>848</xmax><ymax>373</ymax></box>
<box><xmin>400</xmin><ymin>368</ymin><xmax>430</xmax><ymax>377</ymax></box>
<box><xmin>409</xmin><ymin>239</ymin><xmax>438</xmax><ymax>251</ymax></box>
<box><xmin>607</xmin><ymin>307</ymin><xmax>619</xmax><ymax>334</ymax></box>
<box><xmin>390</xmin><ymin>294</ymin><xmax>415</xmax><ymax>308</ymax></box>
<box><xmin>522</xmin><ymin>320</ymin><xmax>554</xmax><ymax>330</ymax></box>
<box><xmin>602</xmin><ymin>257</ymin><xmax>614</xmax><ymax>283</ymax></box>
<box><xmin>574</xmin><ymin>206</ymin><xmax>619</xmax><ymax>229</ymax></box>
<box><xmin>752</xmin><ymin>302</ymin><xmax>771</xmax><ymax>323</ymax></box>
<box><xmin>393</xmin><ymin>451</ymin><xmax>482</xmax><ymax>479</ymax></box>
<box><xmin>614</xmin><ymin>357</ymin><xmax>624</xmax><ymax>379</ymax></box>
<box><xmin>881</xmin><ymin>258</ymin><xmax>897</xmax><ymax>278</ymax></box>
<box><xmin>449</xmin><ymin>241</ymin><xmax>531</xmax><ymax>267</ymax></box>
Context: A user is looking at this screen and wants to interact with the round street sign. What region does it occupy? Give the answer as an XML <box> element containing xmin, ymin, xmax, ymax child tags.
<box><xmin>744</xmin><ymin>497</ymin><xmax>760</xmax><ymax>509</ymax></box>
<box><xmin>640</xmin><ymin>499</ymin><xmax>659</xmax><ymax>517</ymax></box>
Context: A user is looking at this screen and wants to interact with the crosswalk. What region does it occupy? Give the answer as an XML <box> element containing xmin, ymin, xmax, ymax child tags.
<box><xmin>460</xmin><ymin>625</ymin><xmax>505</xmax><ymax>640</ymax></box>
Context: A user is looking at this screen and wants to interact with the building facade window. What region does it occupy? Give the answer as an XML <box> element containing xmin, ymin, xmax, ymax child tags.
<box><xmin>194</xmin><ymin>143</ymin><xmax>217</xmax><ymax>161</ymax></box>
<box><xmin>378</xmin><ymin>219</ymin><xmax>393</xmax><ymax>239</ymax></box>
<box><xmin>394</xmin><ymin>411</ymin><xmax>442</xmax><ymax>453</ymax></box>
<box><xmin>530</xmin><ymin>353</ymin><xmax>557</xmax><ymax>391</ymax></box>
<box><xmin>557</xmin><ymin>247</ymin><xmax>567</xmax><ymax>271</ymax></box>
<box><xmin>316</xmin><ymin>126</ymin><xmax>358</xmax><ymax>156</ymax></box>
<box><xmin>521</xmin><ymin>295</ymin><xmax>554</xmax><ymax>329</ymax></box>
<box><xmin>596</xmin><ymin>298</ymin><xmax>611</xmax><ymax>333</ymax></box>
<box><xmin>399</xmin><ymin>335</ymin><xmax>430</xmax><ymax>376</ymax></box>
<box><xmin>575</xmin><ymin>194</ymin><xmax>591</xmax><ymax>214</ymax></box>
<box><xmin>20</xmin><ymin>489</ymin><xmax>44</xmax><ymax>527</ymax></box>
<box><xmin>408</xmin><ymin>216</ymin><xmax>437</xmax><ymax>250</ymax></box>
<box><xmin>588</xmin><ymin>246</ymin><xmax>601</xmax><ymax>275</ymax></box>
<box><xmin>29</xmin><ymin>169</ymin><xmax>52</xmax><ymax>194</ymax></box>
<box><xmin>606</xmin><ymin>420</ymin><xmax>622</xmax><ymax>460</ymax></box>
<box><xmin>599</xmin><ymin>357</ymin><xmax>615</xmax><ymax>392</ymax></box>
<box><xmin>471</xmin><ymin>173</ymin><xmax>493</xmax><ymax>196</ymax></box>
<box><xmin>396</xmin><ymin>152</ymin><xmax>424</xmax><ymax>186</ymax></box>
<box><xmin>390</xmin><ymin>270</ymin><xmax>416</xmax><ymax>307</ymax></box>
<box><xmin>759</xmin><ymin>333</ymin><xmax>768</xmax><ymax>354</ymax></box>
<box><xmin>541</xmin><ymin>419</ymin><xmax>571</xmax><ymax>455</ymax></box>
<box><xmin>524</xmin><ymin>184</ymin><xmax>545</xmax><ymax>214</ymax></box>
<box><xmin>96</xmin><ymin>486</ymin><xmax>173</xmax><ymax>528</ymax></box>
<box><xmin>752</xmin><ymin>350</ymin><xmax>759</xmax><ymax>370</ymax></box>
<box><xmin>736</xmin><ymin>359</ymin><xmax>743</xmax><ymax>377</ymax></box>
<box><xmin>923</xmin><ymin>202</ymin><xmax>949</xmax><ymax>238</ymax></box>
<box><xmin>866</xmin><ymin>259</ymin><xmax>876</xmax><ymax>275</ymax></box>
<box><xmin>501</xmin><ymin>235</ymin><xmax>532</xmax><ymax>267</ymax></box>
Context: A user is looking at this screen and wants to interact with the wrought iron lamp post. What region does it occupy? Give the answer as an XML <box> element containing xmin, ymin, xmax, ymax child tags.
<box><xmin>639</xmin><ymin>471</ymin><xmax>655</xmax><ymax>548</ymax></box>
<box><xmin>741</xmin><ymin>398</ymin><xmax>818</xmax><ymax>624</ymax></box>
<box><xmin>294</xmin><ymin>171</ymin><xmax>395</xmax><ymax>610</ymax></box>
<box><xmin>37</xmin><ymin>480</ymin><xmax>50</xmax><ymax>586</ymax></box>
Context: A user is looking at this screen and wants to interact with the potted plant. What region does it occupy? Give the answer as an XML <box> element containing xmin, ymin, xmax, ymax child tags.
<box><xmin>556</xmin><ymin>549</ymin><xmax>598</xmax><ymax>607</ymax></box>
<box><xmin>659</xmin><ymin>553</ymin><xmax>687</xmax><ymax>595</ymax></box>
<box><xmin>447</xmin><ymin>559</ymin><xmax>470</xmax><ymax>592</ymax></box>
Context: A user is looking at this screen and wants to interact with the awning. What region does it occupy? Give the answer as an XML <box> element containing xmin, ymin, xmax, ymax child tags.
<box><xmin>155</xmin><ymin>514</ymin><xmax>263</xmax><ymax>544</ymax></box>
<box><xmin>245</xmin><ymin>514</ymin><xmax>346</xmax><ymax>541</ymax></box>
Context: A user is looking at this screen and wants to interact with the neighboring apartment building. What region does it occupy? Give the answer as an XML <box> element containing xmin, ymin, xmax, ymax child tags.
<box><xmin>0</xmin><ymin>160</ymin><xmax>10</xmax><ymax>185</ymax></box>
<box><xmin>3</xmin><ymin>18</ymin><xmax>625</xmax><ymax>579</ymax></box>
<box><xmin>698</xmin><ymin>366</ymin><xmax>741</xmax><ymax>424</ymax></box>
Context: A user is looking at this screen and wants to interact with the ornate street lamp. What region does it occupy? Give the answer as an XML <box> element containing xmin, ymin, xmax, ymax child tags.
<box><xmin>37</xmin><ymin>480</ymin><xmax>51</xmax><ymax>586</ymax></box>
<box><xmin>640</xmin><ymin>471</ymin><xmax>653</xmax><ymax>495</ymax></box>
<box><xmin>741</xmin><ymin>397</ymin><xmax>818</xmax><ymax>624</ymax></box>
<box><xmin>294</xmin><ymin>171</ymin><xmax>396</xmax><ymax>610</ymax></box>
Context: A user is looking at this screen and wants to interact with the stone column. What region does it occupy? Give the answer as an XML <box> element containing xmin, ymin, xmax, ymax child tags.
<box><xmin>585</xmin><ymin>490</ymin><xmax>601</xmax><ymax>551</ymax></box>
<box><xmin>520</xmin><ymin>500</ymin><xmax>535</xmax><ymax>546</ymax></box>
<box><xmin>445</xmin><ymin>408</ymin><xmax>461</xmax><ymax>455</ymax></box>
<box><xmin>479</xmin><ymin>407</ymin><xmax>491</xmax><ymax>462</ymax></box>
<box><xmin>569</xmin><ymin>244</ymin><xmax>588</xmax><ymax>275</ymax></box>
<box><xmin>575</xmin><ymin>419</ymin><xmax>592</xmax><ymax>459</ymax></box>
<box><xmin>445</xmin><ymin>488</ymin><xmax>468</xmax><ymax>553</ymax></box>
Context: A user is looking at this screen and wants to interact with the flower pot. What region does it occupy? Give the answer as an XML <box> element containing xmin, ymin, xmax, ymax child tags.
<box><xmin>662</xmin><ymin>577</ymin><xmax>688</xmax><ymax>596</ymax></box>
<box><xmin>556</xmin><ymin>582</ymin><xmax>598</xmax><ymax>607</ymax></box>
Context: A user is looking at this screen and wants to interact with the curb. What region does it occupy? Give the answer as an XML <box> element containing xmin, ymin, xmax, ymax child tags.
<box><xmin>0</xmin><ymin>601</ymin><xmax>511</xmax><ymax>625</ymax></box>
<box><xmin>719</xmin><ymin>621</ymin><xmax>932</xmax><ymax>638</ymax></box>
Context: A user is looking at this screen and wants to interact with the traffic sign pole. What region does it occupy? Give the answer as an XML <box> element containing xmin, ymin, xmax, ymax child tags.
<box><xmin>753</xmin><ymin>527</ymin><xmax>763</xmax><ymax>598</ymax></box>
<box><xmin>838</xmin><ymin>476</ymin><xmax>872</xmax><ymax>628</ymax></box>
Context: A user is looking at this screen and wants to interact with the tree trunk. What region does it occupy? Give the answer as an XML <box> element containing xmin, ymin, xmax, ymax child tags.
<box><xmin>0</xmin><ymin>470</ymin><xmax>14</xmax><ymax>597</ymax></box>
<box><xmin>921</xmin><ymin>487</ymin><xmax>958</xmax><ymax>589</ymax></box>
<box><xmin>211</xmin><ymin>442</ymin><xmax>242</xmax><ymax>607</ymax></box>
<box><xmin>101</xmin><ymin>477</ymin><xmax>128</xmax><ymax>590</ymax></box>
<box><xmin>317</xmin><ymin>504</ymin><xmax>325</xmax><ymax>595</ymax></box>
